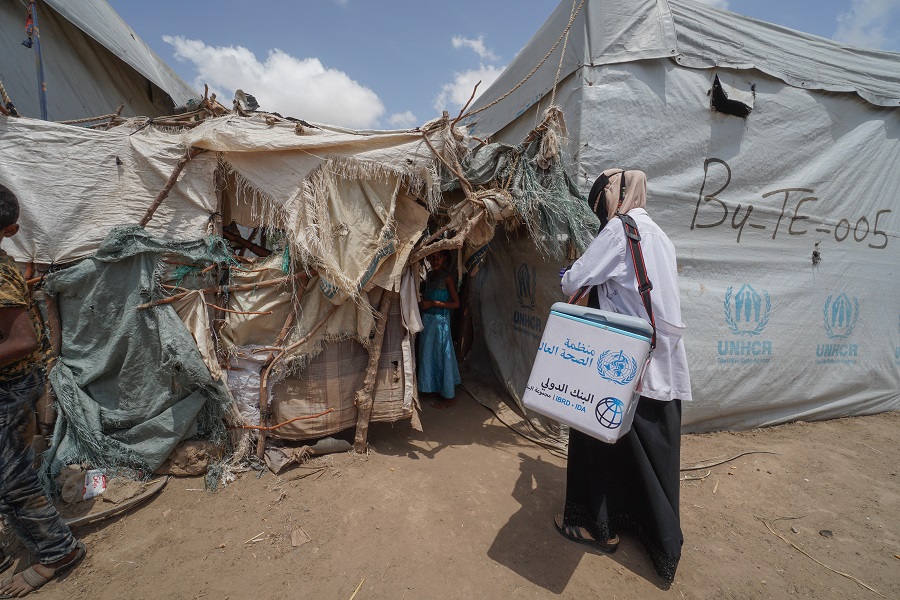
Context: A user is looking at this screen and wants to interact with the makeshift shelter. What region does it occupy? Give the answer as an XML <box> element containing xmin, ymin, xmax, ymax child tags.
<box><xmin>0</xmin><ymin>96</ymin><xmax>593</xmax><ymax>483</ymax></box>
<box><xmin>0</xmin><ymin>0</ymin><xmax>198</xmax><ymax>120</ymax></box>
<box><xmin>463</xmin><ymin>0</ymin><xmax>900</xmax><ymax>434</ymax></box>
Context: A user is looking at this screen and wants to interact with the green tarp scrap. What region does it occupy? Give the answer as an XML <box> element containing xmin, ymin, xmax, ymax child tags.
<box><xmin>43</xmin><ymin>227</ymin><xmax>234</xmax><ymax>487</ymax></box>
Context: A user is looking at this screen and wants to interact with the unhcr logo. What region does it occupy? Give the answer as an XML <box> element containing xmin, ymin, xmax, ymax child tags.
<box><xmin>717</xmin><ymin>284</ymin><xmax>774</xmax><ymax>365</ymax></box>
<box><xmin>512</xmin><ymin>263</ymin><xmax>541</xmax><ymax>340</ymax></box>
<box><xmin>515</xmin><ymin>263</ymin><xmax>537</xmax><ymax>310</ymax></box>
<box><xmin>815</xmin><ymin>293</ymin><xmax>860</xmax><ymax>364</ymax></box>
<box><xmin>724</xmin><ymin>284</ymin><xmax>771</xmax><ymax>336</ymax></box>
<box><xmin>823</xmin><ymin>293</ymin><xmax>859</xmax><ymax>339</ymax></box>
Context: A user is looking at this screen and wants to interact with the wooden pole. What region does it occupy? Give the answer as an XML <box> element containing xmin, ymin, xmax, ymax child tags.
<box><xmin>353</xmin><ymin>291</ymin><xmax>396</xmax><ymax>453</ymax></box>
<box><xmin>136</xmin><ymin>273</ymin><xmax>305</xmax><ymax>310</ymax></box>
<box><xmin>139</xmin><ymin>147</ymin><xmax>206</xmax><ymax>227</ymax></box>
<box><xmin>104</xmin><ymin>104</ymin><xmax>124</xmax><ymax>130</ymax></box>
<box><xmin>35</xmin><ymin>289</ymin><xmax>62</xmax><ymax>435</ymax></box>
<box><xmin>255</xmin><ymin>303</ymin><xmax>334</xmax><ymax>459</ymax></box>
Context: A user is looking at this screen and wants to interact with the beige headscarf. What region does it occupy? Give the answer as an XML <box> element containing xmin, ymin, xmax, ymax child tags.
<box><xmin>590</xmin><ymin>168</ymin><xmax>648</xmax><ymax>227</ymax></box>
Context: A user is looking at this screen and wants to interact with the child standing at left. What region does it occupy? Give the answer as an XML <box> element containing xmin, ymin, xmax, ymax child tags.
<box><xmin>0</xmin><ymin>183</ymin><xmax>85</xmax><ymax>597</ymax></box>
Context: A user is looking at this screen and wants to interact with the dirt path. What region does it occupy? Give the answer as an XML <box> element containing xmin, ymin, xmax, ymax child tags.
<box><xmin>9</xmin><ymin>393</ymin><xmax>899</xmax><ymax>599</ymax></box>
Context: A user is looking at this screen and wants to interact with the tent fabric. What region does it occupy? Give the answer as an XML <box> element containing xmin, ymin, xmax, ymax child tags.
<box><xmin>467</xmin><ymin>0</ymin><xmax>900</xmax><ymax>433</ymax></box>
<box><xmin>669</xmin><ymin>0</ymin><xmax>900</xmax><ymax>107</ymax></box>
<box><xmin>0</xmin><ymin>0</ymin><xmax>197</xmax><ymax>121</ymax></box>
<box><xmin>42</xmin><ymin>0</ymin><xmax>198</xmax><ymax>106</ymax></box>
<box><xmin>43</xmin><ymin>227</ymin><xmax>233</xmax><ymax>484</ymax></box>
<box><xmin>464</xmin><ymin>0</ymin><xmax>900</xmax><ymax>137</ymax></box>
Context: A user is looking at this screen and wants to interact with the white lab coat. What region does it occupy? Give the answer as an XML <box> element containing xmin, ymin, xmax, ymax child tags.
<box><xmin>561</xmin><ymin>208</ymin><xmax>692</xmax><ymax>402</ymax></box>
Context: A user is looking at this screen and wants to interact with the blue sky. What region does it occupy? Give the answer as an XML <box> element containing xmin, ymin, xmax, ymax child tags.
<box><xmin>106</xmin><ymin>0</ymin><xmax>900</xmax><ymax>129</ymax></box>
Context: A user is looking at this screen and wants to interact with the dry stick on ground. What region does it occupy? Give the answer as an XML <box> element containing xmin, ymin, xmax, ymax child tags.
<box><xmin>348</xmin><ymin>578</ymin><xmax>366</xmax><ymax>600</ymax></box>
<box><xmin>681</xmin><ymin>470</ymin><xmax>711</xmax><ymax>481</ymax></box>
<box><xmin>139</xmin><ymin>146</ymin><xmax>207</xmax><ymax>227</ymax></box>
<box><xmin>758</xmin><ymin>518</ymin><xmax>889</xmax><ymax>599</ymax></box>
<box><xmin>353</xmin><ymin>292</ymin><xmax>397</xmax><ymax>453</ymax></box>
<box><xmin>680</xmin><ymin>450</ymin><xmax>778</xmax><ymax>471</ymax></box>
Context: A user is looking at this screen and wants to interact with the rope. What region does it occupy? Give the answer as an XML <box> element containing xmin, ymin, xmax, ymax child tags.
<box><xmin>549</xmin><ymin>0</ymin><xmax>579</xmax><ymax>107</ymax></box>
<box><xmin>0</xmin><ymin>81</ymin><xmax>12</xmax><ymax>106</ymax></box>
<box><xmin>56</xmin><ymin>113</ymin><xmax>118</xmax><ymax>125</ymax></box>
<box><xmin>461</xmin><ymin>0</ymin><xmax>586</xmax><ymax>121</ymax></box>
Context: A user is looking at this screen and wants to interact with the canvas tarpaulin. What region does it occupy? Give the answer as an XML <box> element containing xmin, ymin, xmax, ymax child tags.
<box><xmin>1</xmin><ymin>114</ymin><xmax>447</xmax><ymax>299</ymax></box>
<box><xmin>43</xmin><ymin>227</ymin><xmax>233</xmax><ymax>482</ymax></box>
<box><xmin>0</xmin><ymin>117</ymin><xmax>218</xmax><ymax>264</ymax></box>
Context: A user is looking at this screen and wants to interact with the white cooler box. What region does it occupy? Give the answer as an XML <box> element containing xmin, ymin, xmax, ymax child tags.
<box><xmin>522</xmin><ymin>302</ymin><xmax>653</xmax><ymax>444</ymax></box>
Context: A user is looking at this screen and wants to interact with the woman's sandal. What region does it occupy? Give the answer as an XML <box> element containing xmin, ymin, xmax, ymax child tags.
<box><xmin>0</xmin><ymin>541</ymin><xmax>85</xmax><ymax>598</ymax></box>
<box><xmin>554</xmin><ymin>514</ymin><xmax>619</xmax><ymax>554</ymax></box>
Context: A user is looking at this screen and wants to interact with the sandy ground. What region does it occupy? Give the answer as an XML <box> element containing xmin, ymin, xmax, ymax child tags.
<box><xmin>4</xmin><ymin>390</ymin><xmax>898</xmax><ymax>600</ymax></box>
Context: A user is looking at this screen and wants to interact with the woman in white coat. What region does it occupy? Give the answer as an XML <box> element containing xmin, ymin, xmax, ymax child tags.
<box><xmin>557</xmin><ymin>169</ymin><xmax>691</xmax><ymax>585</ymax></box>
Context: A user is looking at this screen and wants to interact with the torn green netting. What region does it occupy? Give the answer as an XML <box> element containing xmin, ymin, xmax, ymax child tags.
<box><xmin>444</xmin><ymin>134</ymin><xmax>599</xmax><ymax>259</ymax></box>
<box><xmin>41</xmin><ymin>226</ymin><xmax>234</xmax><ymax>491</ymax></box>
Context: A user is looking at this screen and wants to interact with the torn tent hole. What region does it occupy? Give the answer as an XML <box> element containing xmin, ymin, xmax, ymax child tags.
<box><xmin>710</xmin><ymin>75</ymin><xmax>755</xmax><ymax>118</ymax></box>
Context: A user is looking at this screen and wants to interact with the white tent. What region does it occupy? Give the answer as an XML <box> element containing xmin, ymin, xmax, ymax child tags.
<box><xmin>466</xmin><ymin>0</ymin><xmax>900</xmax><ymax>432</ymax></box>
<box><xmin>0</xmin><ymin>0</ymin><xmax>198</xmax><ymax>120</ymax></box>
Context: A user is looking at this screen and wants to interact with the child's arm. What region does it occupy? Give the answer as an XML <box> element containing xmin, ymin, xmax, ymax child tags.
<box><xmin>0</xmin><ymin>306</ymin><xmax>40</xmax><ymax>367</ymax></box>
<box><xmin>441</xmin><ymin>275</ymin><xmax>460</xmax><ymax>310</ymax></box>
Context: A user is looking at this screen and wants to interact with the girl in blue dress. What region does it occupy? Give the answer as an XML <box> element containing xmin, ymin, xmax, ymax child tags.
<box><xmin>417</xmin><ymin>251</ymin><xmax>461</xmax><ymax>407</ymax></box>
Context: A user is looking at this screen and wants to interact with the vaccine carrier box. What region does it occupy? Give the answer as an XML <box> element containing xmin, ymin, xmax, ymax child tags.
<box><xmin>522</xmin><ymin>302</ymin><xmax>653</xmax><ymax>444</ymax></box>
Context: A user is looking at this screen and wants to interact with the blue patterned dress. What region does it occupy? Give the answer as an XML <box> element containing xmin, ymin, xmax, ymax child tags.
<box><xmin>417</xmin><ymin>274</ymin><xmax>461</xmax><ymax>398</ymax></box>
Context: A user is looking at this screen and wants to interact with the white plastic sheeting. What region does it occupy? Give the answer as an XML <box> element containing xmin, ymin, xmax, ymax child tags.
<box><xmin>0</xmin><ymin>117</ymin><xmax>218</xmax><ymax>264</ymax></box>
<box><xmin>469</xmin><ymin>0</ymin><xmax>900</xmax><ymax>432</ymax></box>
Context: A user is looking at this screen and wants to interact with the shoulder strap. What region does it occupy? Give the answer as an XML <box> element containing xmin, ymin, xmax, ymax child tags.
<box><xmin>619</xmin><ymin>213</ymin><xmax>656</xmax><ymax>350</ymax></box>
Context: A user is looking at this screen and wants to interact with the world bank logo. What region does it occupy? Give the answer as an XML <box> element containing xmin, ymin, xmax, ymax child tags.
<box><xmin>595</xmin><ymin>397</ymin><xmax>625</xmax><ymax>429</ymax></box>
<box><xmin>515</xmin><ymin>263</ymin><xmax>537</xmax><ymax>310</ymax></box>
<box><xmin>596</xmin><ymin>350</ymin><xmax>638</xmax><ymax>385</ymax></box>
<box><xmin>823</xmin><ymin>293</ymin><xmax>859</xmax><ymax>339</ymax></box>
<box><xmin>724</xmin><ymin>284</ymin><xmax>771</xmax><ymax>336</ymax></box>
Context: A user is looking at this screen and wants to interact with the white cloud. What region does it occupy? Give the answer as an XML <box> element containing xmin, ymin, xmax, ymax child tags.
<box><xmin>163</xmin><ymin>36</ymin><xmax>384</xmax><ymax>129</ymax></box>
<box><xmin>387</xmin><ymin>111</ymin><xmax>418</xmax><ymax>129</ymax></box>
<box><xmin>691</xmin><ymin>0</ymin><xmax>729</xmax><ymax>8</ymax></box>
<box><xmin>433</xmin><ymin>65</ymin><xmax>505</xmax><ymax>113</ymax></box>
<box><xmin>834</xmin><ymin>0</ymin><xmax>900</xmax><ymax>49</ymax></box>
<box><xmin>451</xmin><ymin>35</ymin><xmax>499</xmax><ymax>62</ymax></box>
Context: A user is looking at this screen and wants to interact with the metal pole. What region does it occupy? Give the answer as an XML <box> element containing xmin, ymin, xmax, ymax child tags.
<box><xmin>30</xmin><ymin>1</ymin><xmax>49</xmax><ymax>120</ymax></box>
